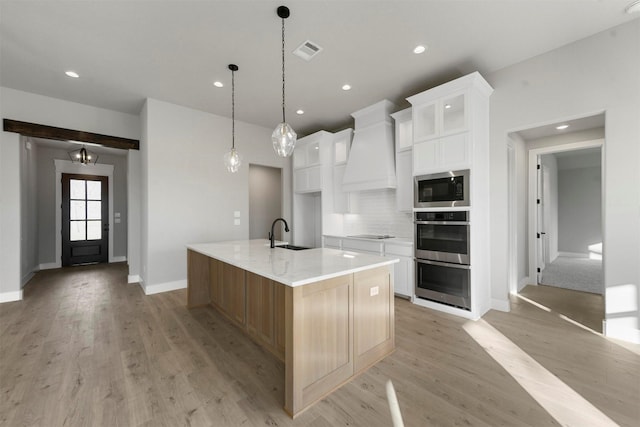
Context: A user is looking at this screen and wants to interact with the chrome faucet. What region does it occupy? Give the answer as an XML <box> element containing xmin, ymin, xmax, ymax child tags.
<box><xmin>269</xmin><ymin>218</ymin><xmax>290</xmax><ymax>248</ymax></box>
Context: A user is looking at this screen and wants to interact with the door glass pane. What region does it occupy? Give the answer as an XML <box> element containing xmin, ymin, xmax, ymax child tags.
<box><xmin>70</xmin><ymin>221</ymin><xmax>86</xmax><ymax>241</ymax></box>
<box><xmin>70</xmin><ymin>201</ymin><xmax>86</xmax><ymax>220</ymax></box>
<box><xmin>70</xmin><ymin>179</ymin><xmax>85</xmax><ymax>199</ymax></box>
<box><xmin>87</xmin><ymin>221</ymin><xmax>102</xmax><ymax>240</ymax></box>
<box><xmin>86</xmin><ymin>181</ymin><xmax>101</xmax><ymax>200</ymax></box>
<box><xmin>87</xmin><ymin>201</ymin><xmax>101</xmax><ymax>220</ymax></box>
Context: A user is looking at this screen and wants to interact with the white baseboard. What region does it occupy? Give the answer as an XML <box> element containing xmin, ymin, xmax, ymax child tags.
<box><xmin>128</xmin><ymin>274</ymin><xmax>141</xmax><ymax>284</ymax></box>
<box><xmin>558</xmin><ymin>251</ymin><xmax>589</xmax><ymax>258</ymax></box>
<box><xmin>0</xmin><ymin>290</ymin><xmax>23</xmax><ymax>303</ymax></box>
<box><xmin>603</xmin><ymin>320</ymin><xmax>640</xmax><ymax>345</ymax></box>
<box><xmin>491</xmin><ymin>298</ymin><xmax>510</xmax><ymax>312</ymax></box>
<box><xmin>142</xmin><ymin>279</ymin><xmax>187</xmax><ymax>295</ymax></box>
<box><xmin>39</xmin><ymin>262</ymin><xmax>60</xmax><ymax>270</ymax></box>
<box><xmin>111</xmin><ymin>256</ymin><xmax>127</xmax><ymax>263</ymax></box>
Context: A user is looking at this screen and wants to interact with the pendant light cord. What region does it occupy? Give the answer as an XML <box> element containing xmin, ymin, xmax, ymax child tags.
<box><xmin>231</xmin><ymin>67</ymin><xmax>235</xmax><ymax>150</ymax></box>
<box><xmin>281</xmin><ymin>16</ymin><xmax>286</xmax><ymax>124</ymax></box>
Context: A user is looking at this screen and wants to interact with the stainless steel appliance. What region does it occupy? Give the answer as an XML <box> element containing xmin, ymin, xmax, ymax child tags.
<box><xmin>414</xmin><ymin>211</ymin><xmax>470</xmax><ymax>264</ymax></box>
<box><xmin>414</xmin><ymin>169</ymin><xmax>469</xmax><ymax>208</ymax></box>
<box><xmin>414</xmin><ymin>210</ymin><xmax>471</xmax><ymax>311</ymax></box>
<box><xmin>415</xmin><ymin>260</ymin><xmax>471</xmax><ymax>309</ymax></box>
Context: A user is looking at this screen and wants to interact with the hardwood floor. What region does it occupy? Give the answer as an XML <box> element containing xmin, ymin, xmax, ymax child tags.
<box><xmin>1</xmin><ymin>263</ymin><xmax>638</xmax><ymax>426</ymax></box>
<box><xmin>519</xmin><ymin>283</ymin><xmax>604</xmax><ymax>333</ymax></box>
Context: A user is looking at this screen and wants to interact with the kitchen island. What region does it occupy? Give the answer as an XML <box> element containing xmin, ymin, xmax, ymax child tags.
<box><xmin>186</xmin><ymin>239</ymin><xmax>398</xmax><ymax>417</ymax></box>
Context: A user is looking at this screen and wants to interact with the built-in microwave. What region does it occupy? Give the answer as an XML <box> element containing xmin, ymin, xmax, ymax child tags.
<box><xmin>414</xmin><ymin>170</ymin><xmax>470</xmax><ymax>208</ymax></box>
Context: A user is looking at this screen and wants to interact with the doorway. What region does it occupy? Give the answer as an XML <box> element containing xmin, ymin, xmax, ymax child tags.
<box><xmin>530</xmin><ymin>145</ymin><xmax>604</xmax><ymax>294</ymax></box>
<box><xmin>249</xmin><ymin>164</ymin><xmax>283</xmax><ymax>240</ymax></box>
<box><xmin>507</xmin><ymin>113</ymin><xmax>605</xmax><ymax>332</ymax></box>
<box><xmin>62</xmin><ymin>174</ymin><xmax>109</xmax><ymax>266</ymax></box>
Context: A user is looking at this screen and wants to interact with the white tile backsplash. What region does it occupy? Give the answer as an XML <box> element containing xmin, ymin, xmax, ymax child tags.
<box><xmin>343</xmin><ymin>189</ymin><xmax>413</xmax><ymax>238</ymax></box>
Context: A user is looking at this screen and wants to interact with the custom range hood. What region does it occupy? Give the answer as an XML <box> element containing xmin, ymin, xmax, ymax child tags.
<box><xmin>342</xmin><ymin>100</ymin><xmax>397</xmax><ymax>192</ymax></box>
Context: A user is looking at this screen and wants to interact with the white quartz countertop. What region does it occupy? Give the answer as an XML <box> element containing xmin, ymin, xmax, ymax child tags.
<box><xmin>187</xmin><ymin>239</ymin><xmax>399</xmax><ymax>287</ymax></box>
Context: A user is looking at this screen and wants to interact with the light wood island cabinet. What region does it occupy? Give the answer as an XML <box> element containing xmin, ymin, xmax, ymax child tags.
<box><xmin>186</xmin><ymin>241</ymin><xmax>397</xmax><ymax>417</ymax></box>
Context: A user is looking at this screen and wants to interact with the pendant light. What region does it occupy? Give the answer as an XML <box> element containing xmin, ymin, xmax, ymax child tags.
<box><xmin>272</xmin><ymin>5</ymin><xmax>297</xmax><ymax>157</ymax></box>
<box><xmin>223</xmin><ymin>64</ymin><xmax>242</xmax><ymax>173</ymax></box>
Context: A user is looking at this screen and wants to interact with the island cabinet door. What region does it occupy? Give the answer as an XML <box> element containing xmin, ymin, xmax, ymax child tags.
<box><xmin>286</xmin><ymin>273</ymin><xmax>354</xmax><ymax>416</ymax></box>
<box><xmin>353</xmin><ymin>266</ymin><xmax>395</xmax><ymax>374</ymax></box>
<box><xmin>221</xmin><ymin>263</ymin><xmax>246</xmax><ymax>326</ymax></box>
<box><xmin>187</xmin><ymin>250</ymin><xmax>210</xmax><ymax>308</ymax></box>
<box><xmin>246</xmin><ymin>272</ymin><xmax>275</xmax><ymax>348</ymax></box>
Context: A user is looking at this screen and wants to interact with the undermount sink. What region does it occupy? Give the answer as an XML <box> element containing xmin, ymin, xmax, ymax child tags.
<box><xmin>276</xmin><ymin>244</ymin><xmax>312</xmax><ymax>251</ymax></box>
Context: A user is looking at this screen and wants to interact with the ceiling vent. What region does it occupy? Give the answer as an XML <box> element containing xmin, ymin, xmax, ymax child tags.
<box><xmin>293</xmin><ymin>40</ymin><xmax>323</xmax><ymax>61</ymax></box>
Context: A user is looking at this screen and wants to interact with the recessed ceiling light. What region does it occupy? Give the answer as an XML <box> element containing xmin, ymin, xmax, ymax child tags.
<box><xmin>342</xmin><ymin>84</ymin><xmax>351</xmax><ymax>91</ymax></box>
<box><xmin>413</xmin><ymin>45</ymin><xmax>427</xmax><ymax>54</ymax></box>
<box><xmin>556</xmin><ymin>124</ymin><xmax>570</xmax><ymax>130</ymax></box>
<box><xmin>625</xmin><ymin>0</ymin><xmax>640</xmax><ymax>14</ymax></box>
<box><xmin>213</xmin><ymin>81</ymin><xmax>223</xmax><ymax>88</ymax></box>
<box><xmin>296</xmin><ymin>109</ymin><xmax>304</xmax><ymax>115</ymax></box>
<box><xmin>65</xmin><ymin>71</ymin><xmax>79</xmax><ymax>78</ymax></box>
<box><xmin>444</xmin><ymin>104</ymin><xmax>452</xmax><ymax>109</ymax></box>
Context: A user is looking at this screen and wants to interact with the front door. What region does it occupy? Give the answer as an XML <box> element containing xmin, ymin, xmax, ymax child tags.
<box><xmin>62</xmin><ymin>174</ymin><xmax>109</xmax><ymax>266</ymax></box>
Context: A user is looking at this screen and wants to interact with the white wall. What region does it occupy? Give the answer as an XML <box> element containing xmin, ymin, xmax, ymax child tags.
<box><xmin>0</xmin><ymin>132</ymin><xmax>22</xmax><ymax>301</ymax></box>
<box><xmin>1</xmin><ymin>87</ymin><xmax>140</xmax><ymax>139</ymax></box>
<box><xmin>558</xmin><ymin>164</ymin><xmax>602</xmax><ymax>254</ymax></box>
<box><xmin>249</xmin><ymin>164</ymin><xmax>283</xmax><ymax>241</ymax></box>
<box><xmin>127</xmin><ymin>149</ymin><xmax>142</xmax><ymax>283</ymax></box>
<box><xmin>488</xmin><ymin>19</ymin><xmax>640</xmax><ymax>343</ymax></box>
<box><xmin>140</xmin><ymin>98</ymin><xmax>292</xmax><ymax>293</ymax></box>
<box><xmin>20</xmin><ymin>138</ymin><xmax>38</xmax><ymax>286</ymax></box>
<box><xmin>510</xmin><ymin>134</ymin><xmax>529</xmax><ymax>288</ymax></box>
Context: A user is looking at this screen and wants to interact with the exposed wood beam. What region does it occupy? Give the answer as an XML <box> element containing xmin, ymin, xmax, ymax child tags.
<box><xmin>3</xmin><ymin>119</ymin><xmax>139</xmax><ymax>150</ymax></box>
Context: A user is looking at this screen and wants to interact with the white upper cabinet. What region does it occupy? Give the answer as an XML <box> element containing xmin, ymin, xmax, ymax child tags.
<box><xmin>391</xmin><ymin>108</ymin><xmax>413</xmax><ymax>212</ymax></box>
<box><xmin>293</xmin><ymin>132</ymin><xmax>331</xmax><ymax>193</ymax></box>
<box><xmin>408</xmin><ymin>72</ymin><xmax>492</xmax><ymax>175</ymax></box>
<box><xmin>293</xmin><ymin>138</ymin><xmax>321</xmax><ymax>169</ymax></box>
<box><xmin>412</xmin><ymin>92</ymin><xmax>466</xmax><ymax>143</ymax></box>
<box><xmin>333</xmin><ymin>129</ymin><xmax>351</xmax><ymax>165</ymax></box>
<box><xmin>392</xmin><ymin>108</ymin><xmax>413</xmax><ymax>151</ymax></box>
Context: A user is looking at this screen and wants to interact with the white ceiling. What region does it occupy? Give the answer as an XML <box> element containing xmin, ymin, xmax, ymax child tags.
<box><xmin>1</xmin><ymin>1</ymin><xmax>637</xmax><ymax>137</ymax></box>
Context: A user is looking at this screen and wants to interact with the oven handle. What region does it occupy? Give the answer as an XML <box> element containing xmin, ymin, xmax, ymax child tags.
<box><xmin>414</xmin><ymin>221</ymin><xmax>470</xmax><ymax>226</ymax></box>
<box><xmin>416</xmin><ymin>259</ymin><xmax>471</xmax><ymax>269</ymax></box>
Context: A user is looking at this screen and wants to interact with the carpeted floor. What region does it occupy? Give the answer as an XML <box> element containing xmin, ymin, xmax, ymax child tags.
<box><xmin>540</xmin><ymin>255</ymin><xmax>603</xmax><ymax>294</ymax></box>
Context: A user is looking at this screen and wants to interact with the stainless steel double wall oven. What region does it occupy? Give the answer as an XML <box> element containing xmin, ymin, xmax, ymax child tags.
<box><xmin>414</xmin><ymin>170</ymin><xmax>471</xmax><ymax>311</ymax></box>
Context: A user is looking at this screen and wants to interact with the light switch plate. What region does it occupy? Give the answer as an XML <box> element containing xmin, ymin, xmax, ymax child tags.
<box><xmin>115</xmin><ymin>212</ymin><xmax>121</xmax><ymax>218</ymax></box>
<box><xmin>370</xmin><ymin>286</ymin><xmax>379</xmax><ymax>296</ymax></box>
<box><xmin>234</xmin><ymin>211</ymin><xmax>241</xmax><ymax>218</ymax></box>
<box><xmin>234</xmin><ymin>219</ymin><xmax>240</xmax><ymax>226</ymax></box>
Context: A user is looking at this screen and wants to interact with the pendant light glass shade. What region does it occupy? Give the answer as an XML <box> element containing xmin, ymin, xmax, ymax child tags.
<box><xmin>223</xmin><ymin>64</ymin><xmax>242</xmax><ymax>173</ymax></box>
<box><xmin>272</xmin><ymin>122</ymin><xmax>297</xmax><ymax>157</ymax></box>
<box><xmin>223</xmin><ymin>147</ymin><xmax>242</xmax><ymax>173</ymax></box>
<box><xmin>272</xmin><ymin>6</ymin><xmax>297</xmax><ymax>158</ymax></box>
